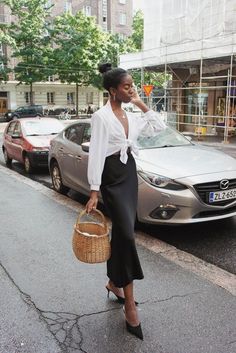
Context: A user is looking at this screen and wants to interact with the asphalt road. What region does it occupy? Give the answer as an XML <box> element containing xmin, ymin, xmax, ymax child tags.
<box><xmin>0</xmin><ymin>133</ymin><xmax>235</xmax><ymax>275</ymax></box>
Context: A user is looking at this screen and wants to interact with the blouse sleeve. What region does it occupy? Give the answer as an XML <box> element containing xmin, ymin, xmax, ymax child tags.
<box><xmin>137</xmin><ymin>110</ymin><xmax>167</xmax><ymax>137</ymax></box>
<box><xmin>87</xmin><ymin>113</ymin><xmax>109</xmax><ymax>191</ymax></box>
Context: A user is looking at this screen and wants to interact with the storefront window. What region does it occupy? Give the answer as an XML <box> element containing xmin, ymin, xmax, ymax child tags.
<box><xmin>185</xmin><ymin>84</ymin><xmax>208</xmax><ymax>125</ymax></box>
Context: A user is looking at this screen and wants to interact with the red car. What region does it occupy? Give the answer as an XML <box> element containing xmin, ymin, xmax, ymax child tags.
<box><xmin>2</xmin><ymin>117</ymin><xmax>64</xmax><ymax>173</ymax></box>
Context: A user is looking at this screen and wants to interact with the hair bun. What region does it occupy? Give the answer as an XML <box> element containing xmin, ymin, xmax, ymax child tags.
<box><xmin>98</xmin><ymin>63</ymin><xmax>112</xmax><ymax>74</ymax></box>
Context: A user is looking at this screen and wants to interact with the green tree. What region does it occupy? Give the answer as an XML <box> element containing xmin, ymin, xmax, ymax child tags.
<box><xmin>2</xmin><ymin>0</ymin><xmax>53</xmax><ymax>104</ymax></box>
<box><xmin>129</xmin><ymin>10</ymin><xmax>144</xmax><ymax>51</ymax></box>
<box><xmin>0</xmin><ymin>14</ymin><xmax>15</xmax><ymax>81</ymax></box>
<box><xmin>51</xmin><ymin>11</ymin><xmax>111</xmax><ymax>114</ymax></box>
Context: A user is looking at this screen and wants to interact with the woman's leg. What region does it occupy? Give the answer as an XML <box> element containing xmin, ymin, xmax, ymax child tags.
<box><xmin>106</xmin><ymin>279</ymin><xmax>124</xmax><ymax>298</ymax></box>
<box><xmin>123</xmin><ymin>282</ymin><xmax>139</xmax><ymax>326</ymax></box>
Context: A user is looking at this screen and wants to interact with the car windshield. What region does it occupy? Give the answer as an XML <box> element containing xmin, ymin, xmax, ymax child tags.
<box><xmin>23</xmin><ymin>119</ymin><xmax>63</xmax><ymax>136</ymax></box>
<box><xmin>137</xmin><ymin>126</ymin><xmax>192</xmax><ymax>149</ymax></box>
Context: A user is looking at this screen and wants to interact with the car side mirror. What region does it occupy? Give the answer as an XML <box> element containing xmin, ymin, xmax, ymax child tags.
<box><xmin>81</xmin><ymin>142</ymin><xmax>89</xmax><ymax>152</ymax></box>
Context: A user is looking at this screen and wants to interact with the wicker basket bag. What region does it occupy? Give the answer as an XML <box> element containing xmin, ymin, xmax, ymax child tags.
<box><xmin>72</xmin><ymin>209</ymin><xmax>111</xmax><ymax>264</ymax></box>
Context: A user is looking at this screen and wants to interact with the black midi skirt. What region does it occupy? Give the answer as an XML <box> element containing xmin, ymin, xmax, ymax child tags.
<box><xmin>101</xmin><ymin>152</ymin><xmax>144</xmax><ymax>288</ymax></box>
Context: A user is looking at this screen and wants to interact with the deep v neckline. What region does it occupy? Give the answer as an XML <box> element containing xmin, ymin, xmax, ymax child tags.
<box><xmin>111</xmin><ymin>109</ymin><xmax>129</xmax><ymax>139</ymax></box>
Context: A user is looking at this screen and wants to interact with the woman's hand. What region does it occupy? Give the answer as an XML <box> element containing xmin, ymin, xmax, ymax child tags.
<box><xmin>130</xmin><ymin>89</ymin><xmax>149</xmax><ymax>113</ymax></box>
<box><xmin>130</xmin><ymin>89</ymin><xmax>142</xmax><ymax>105</ymax></box>
<box><xmin>86</xmin><ymin>191</ymin><xmax>98</xmax><ymax>213</ymax></box>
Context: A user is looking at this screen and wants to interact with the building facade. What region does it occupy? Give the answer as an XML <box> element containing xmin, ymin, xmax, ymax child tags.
<box><xmin>0</xmin><ymin>0</ymin><xmax>133</xmax><ymax>115</ymax></box>
<box><xmin>51</xmin><ymin>0</ymin><xmax>132</xmax><ymax>37</ymax></box>
<box><xmin>120</xmin><ymin>0</ymin><xmax>236</xmax><ymax>143</ymax></box>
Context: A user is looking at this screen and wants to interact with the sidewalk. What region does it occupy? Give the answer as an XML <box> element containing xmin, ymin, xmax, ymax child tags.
<box><xmin>0</xmin><ymin>166</ymin><xmax>236</xmax><ymax>353</ymax></box>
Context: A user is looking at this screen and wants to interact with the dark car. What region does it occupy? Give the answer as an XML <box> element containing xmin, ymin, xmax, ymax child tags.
<box><xmin>4</xmin><ymin>105</ymin><xmax>44</xmax><ymax>122</ymax></box>
<box><xmin>2</xmin><ymin>117</ymin><xmax>64</xmax><ymax>173</ymax></box>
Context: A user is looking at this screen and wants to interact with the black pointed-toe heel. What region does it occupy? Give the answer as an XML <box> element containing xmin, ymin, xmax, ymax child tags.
<box><xmin>106</xmin><ymin>286</ymin><xmax>139</xmax><ymax>305</ymax></box>
<box><xmin>106</xmin><ymin>286</ymin><xmax>126</xmax><ymax>304</ymax></box>
<box><xmin>126</xmin><ymin>321</ymin><xmax>143</xmax><ymax>340</ymax></box>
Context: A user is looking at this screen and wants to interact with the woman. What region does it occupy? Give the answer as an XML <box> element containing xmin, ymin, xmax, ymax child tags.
<box><xmin>86</xmin><ymin>63</ymin><xmax>166</xmax><ymax>340</ymax></box>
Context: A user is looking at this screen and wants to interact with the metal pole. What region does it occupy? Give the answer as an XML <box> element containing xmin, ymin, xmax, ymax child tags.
<box><xmin>224</xmin><ymin>54</ymin><xmax>233</xmax><ymax>144</ymax></box>
<box><xmin>164</xmin><ymin>46</ymin><xmax>167</xmax><ymax>112</ymax></box>
<box><xmin>198</xmin><ymin>51</ymin><xmax>203</xmax><ymax>140</ymax></box>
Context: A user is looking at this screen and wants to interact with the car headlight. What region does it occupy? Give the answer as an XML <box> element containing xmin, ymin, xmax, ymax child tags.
<box><xmin>138</xmin><ymin>171</ymin><xmax>187</xmax><ymax>190</ymax></box>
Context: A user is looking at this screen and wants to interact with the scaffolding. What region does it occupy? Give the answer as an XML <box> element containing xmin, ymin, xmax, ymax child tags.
<box><xmin>137</xmin><ymin>51</ymin><xmax>236</xmax><ymax>144</ymax></box>
<box><xmin>121</xmin><ymin>0</ymin><xmax>236</xmax><ymax>143</ymax></box>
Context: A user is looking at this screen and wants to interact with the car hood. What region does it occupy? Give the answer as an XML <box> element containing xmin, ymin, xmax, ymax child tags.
<box><xmin>136</xmin><ymin>144</ymin><xmax>236</xmax><ymax>179</ymax></box>
<box><xmin>25</xmin><ymin>135</ymin><xmax>56</xmax><ymax>148</ymax></box>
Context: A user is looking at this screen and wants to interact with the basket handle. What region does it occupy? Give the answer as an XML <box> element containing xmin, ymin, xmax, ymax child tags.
<box><xmin>76</xmin><ymin>208</ymin><xmax>108</xmax><ymax>231</ymax></box>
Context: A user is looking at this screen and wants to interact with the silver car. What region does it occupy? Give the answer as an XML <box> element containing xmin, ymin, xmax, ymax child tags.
<box><xmin>49</xmin><ymin>119</ymin><xmax>236</xmax><ymax>224</ymax></box>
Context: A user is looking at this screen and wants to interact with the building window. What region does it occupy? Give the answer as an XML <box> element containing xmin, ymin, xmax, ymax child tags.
<box><xmin>119</xmin><ymin>0</ymin><xmax>126</xmax><ymax>4</ymax></box>
<box><xmin>47</xmin><ymin>92</ymin><xmax>55</xmax><ymax>104</ymax></box>
<box><xmin>83</xmin><ymin>6</ymin><xmax>92</xmax><ymax>17</ymax></box>
<box><xmin>103</xmin><ymin>91</ymin><xmax>109</xmax><ymax>105</ymax></box>
<box><xmin>67</xmin><ymin>92</ymin><xmax>75</xmax><ymax>104</ymax></box>
<box><xmin>119</xmin><ymin>13</ymin><xmax>126</xmax><ymax>25</ymax></box>
<box><xmin>102</xmin><ymin>0</ymin><xmax>108</xmax><ymax>30</ymax></box>
<box><xmin>118</xmin><ymin>33</ymin><xmax>127</xmax><ymax>40</ymax></box>
<box><xmin>48</xmin><ymin>75</ymin><xmax>54</xmax><ymax>82</ymax></box>
<box><xmin>25</xmin><ymin>92</ymin><xmax>34</xmax><ymax>104</ymax></box>
<box><xmin>86</xmin><ymin>92</ymin><xmax>93</xmax><ymax>104</ymax></box>
<box><xmin>64</xmin><ymin>0</ymin><xmax>72</xmax><ymax>13</ymax></box>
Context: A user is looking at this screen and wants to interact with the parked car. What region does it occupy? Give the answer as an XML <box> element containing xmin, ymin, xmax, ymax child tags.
<box><xmin>2</xmin><ymin>117</ymin><xmax>64</xmax><ymax>173</ymax></box>
<box><xmin>4</xmin><ymin>105</ymin><xmax>43</xmax><ymax>122</ymax></box>
<box><xmin>48</xmin><ymin>120</ymin><xmax>236</xmax><ymax>225</ymax></box>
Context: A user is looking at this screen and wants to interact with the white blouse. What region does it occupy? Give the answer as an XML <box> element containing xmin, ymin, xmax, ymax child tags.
<box><xmin>87</xmin><ymin>100</ymin><xmax>166</xmax><ymax>191</ymax></box>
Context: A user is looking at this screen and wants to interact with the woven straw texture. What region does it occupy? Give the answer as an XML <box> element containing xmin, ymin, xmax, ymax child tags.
<box><xmin>72</xmin><ymin>209</ymin><xmax>111</xmax><ymax>264</ymax></box>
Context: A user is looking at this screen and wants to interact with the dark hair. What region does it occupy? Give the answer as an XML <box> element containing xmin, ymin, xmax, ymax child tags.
<box><xmin>98</xmin><ymin>63</ymin><xmax>128</xmax><ymax>92</ymax></box>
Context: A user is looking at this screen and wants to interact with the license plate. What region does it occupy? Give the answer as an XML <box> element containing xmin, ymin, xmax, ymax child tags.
<box><xmin>209</xmin><ymin>188</ymin><xmax>236</xmax><ymax>202</ymax></box>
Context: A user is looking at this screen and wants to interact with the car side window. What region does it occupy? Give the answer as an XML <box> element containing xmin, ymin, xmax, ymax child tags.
<box><xmin>28</xmin><ymin>108</ymin><xmax>35</xmax><ymax>114</ymax></box>
<box><xmin>6</xmin><ymin>121</ymin><xmax>17</xmax><ymax>136</ymax></box>
<box><xmin>65</xmin><ymin>124</ymin><xmax>84</xmax><ymax>145</ymax></box>
<box><xmin>13</xmin><ymin>122</ymin><xmax>22</xmax><ymax>136</ymax></box>
<box><xmin>82</xmin><ymin>124</ymin><xmax>91</xmax><ymax>144</ymax></box>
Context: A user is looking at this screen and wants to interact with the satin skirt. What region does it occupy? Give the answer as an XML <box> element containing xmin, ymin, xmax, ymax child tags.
<box><xmin>101</xmin><ymin>152</ymin><xmax>144</xmax><ymax>288</ymax></box>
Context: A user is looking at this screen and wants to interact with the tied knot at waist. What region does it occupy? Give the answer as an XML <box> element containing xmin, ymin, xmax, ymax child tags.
<box><xmin>112</xmin><ymin>141</ymin><xmax>139</xmax><ymax>164</ymax></box>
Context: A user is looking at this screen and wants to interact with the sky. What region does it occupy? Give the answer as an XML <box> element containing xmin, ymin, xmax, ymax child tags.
<box><xmin>133</xmin><ymin>0</ymin><xmax>143</xmax><ymax>11</ymax></box>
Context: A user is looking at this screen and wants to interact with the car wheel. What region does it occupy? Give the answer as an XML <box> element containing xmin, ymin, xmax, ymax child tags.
<box><xmin>51</xmin><ymin>161</ymin><xmax>69</xmax><ymax>194</ymax></box>
<box><xmin>3</xmin><ymin>148</ymin><xmax>12</xmax><ymax>166</ymax></box>
<box><xmin>24</xmin><ymin>154</ymin><xmax>33</xmax><ymax>173</ymax></box>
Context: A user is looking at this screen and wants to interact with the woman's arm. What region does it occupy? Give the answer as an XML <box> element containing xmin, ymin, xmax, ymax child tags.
<box><xmin>131</xmin><ymin>90</ymin><xmax>166</xmax><ymax>136</ymax></box>
<box><xmin>86</xmin><ymin>190</ymin><xmax>99</xmax><ymax>213</ymax></box>
<box><xmin>86</xmin><ymin>114</ymin><xmax>108</xmax><ymax>213</ymax></box>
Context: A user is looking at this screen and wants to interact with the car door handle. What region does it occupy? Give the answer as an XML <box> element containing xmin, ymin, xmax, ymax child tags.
<box><xmin>75</xmin><ymin>155</ymin><xmax>82</xmax><ymax>161</ymax></box>
<box><xmin>59</xmin><ymin>147</ymin><xmax>64</xmax><ymax>152</ymax></box>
